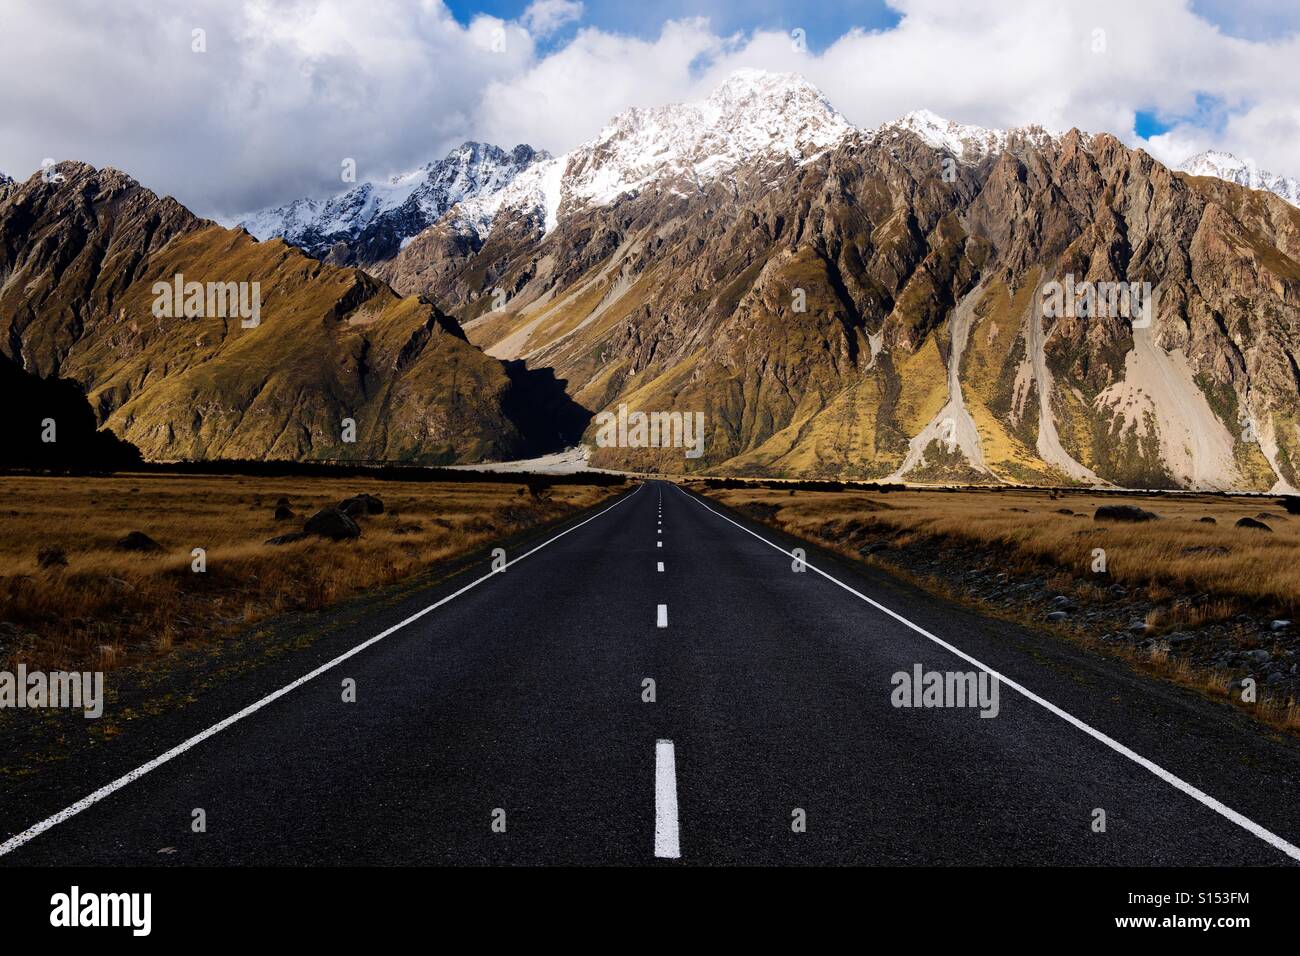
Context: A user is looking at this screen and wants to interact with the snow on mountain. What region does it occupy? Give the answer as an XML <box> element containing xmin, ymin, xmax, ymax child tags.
<box><xmin>453</xmin><ymin>69</ymin><xmax>853</xmax><ymax>240</ymax></box>
<box><xmin>874</xmin><ymin>108</ymin><xmax>1063</xmax><ymax>160</ymax></box>
<box><xmin>247</xmin><ymin>70</ymin><xmax>1300</xmax><ymax>262</ymax></box>
<box><xmin>1178</xmin><ymin>150</ymin><xmax>1300</xmax><ymax>207</ymax></box>
<box><xmin>566</xmin><ymin>68</ymin><xmax>852</xmax><ymax>205</ymax></box>
<box><xmin>238</xmin><ymin>142</ymin><xmax>549</xmax><ymax>261</ymax></box>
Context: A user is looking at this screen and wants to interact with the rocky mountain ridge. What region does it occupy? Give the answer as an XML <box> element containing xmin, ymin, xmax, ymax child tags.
<box><xmin>0</xmin><ymin>162</ymin><xmax>577</xmax><ymax>463</ymax></box>
<box><xmin>1178</xmin><ymin>150</ymin><xmax>1300</xmax><ymax>207</ymax></box>
<box><xmin>6</xmin><ymin>72</ymin><xmax>1299</xmax><ymax>490</ymax></box>
<box><xmin>369</xmin><ymin>72</ymin><xmax>1300</xmax><ymax>491</ymax></box>
<box><xmin>237</xmin><ymin>142</ymin><xmax>548</xmax><ymax>266</ymax></box>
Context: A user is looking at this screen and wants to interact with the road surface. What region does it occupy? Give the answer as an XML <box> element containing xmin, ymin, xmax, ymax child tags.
<box><xmin>2</xmin><ymin>480</ymin><xmax>1300</xmax><ymax>865</ymax></box>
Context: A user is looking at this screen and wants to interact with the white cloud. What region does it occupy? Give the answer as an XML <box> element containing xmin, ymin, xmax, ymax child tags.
<box><xmin>474</xmin><ymin>0</ymin><xmax>1300</xmax><ymax>185</ymax></box>
<box><xmin>478</xmin><ymin>18</ymin><xmax>731</xmax><ymax>153</ymax></box>
<box><xmin>522</xmin><ymin>0</ymin><xmax>584</xmax><ymax>37</ymax></box>
<box><xmin>0</xmin><ymin>0</ymin><xmax>1297</xmax><ymax>218</ymax></box>
<box><xmin>0</xmin><ymin>0</ymin><xmax>535</xmax><ymax>217</ymax></box>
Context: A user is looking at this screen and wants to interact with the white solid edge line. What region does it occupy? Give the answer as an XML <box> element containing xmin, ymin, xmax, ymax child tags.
<box><xmin>654</xmin><ymin>738</ymin><xmax>681</xmax><ymax>859</ymax></box>
<box><xmin>657</xmin><ymin>604</ymin><xmax>668</xmax><ymax>628</ymax></box>
<box><xmin>0</xmin><ymin>483</ymin><xmax>647</xmax><ymax>859</ymax></box>
<box><xmin>674</xmin><ymin>484</ymin><xmax>1300</xmax><ymax>864</ymax></box>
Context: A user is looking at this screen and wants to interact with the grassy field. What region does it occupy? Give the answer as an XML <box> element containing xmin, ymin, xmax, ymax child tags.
<box><xmin>695</xmin><ymin>481</ymin><xmax>1300</xmax><ymax>730</ymax></box>
<box><xmin>0</xmin><ymin>472</ymin><xmax>618</xmax><ymax>672</ymax></box>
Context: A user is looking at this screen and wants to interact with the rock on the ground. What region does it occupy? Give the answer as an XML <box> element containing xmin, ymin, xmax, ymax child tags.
<box><xmin>338</xmin><ymin>493</ymin><xmax>385</xmax><ymax>518</ymax></box>
<box><xmin>304</xmin><ymin>507</ymin><xmax>361</xmax><ymax>540</ymax></box>
<box><xmin>265</xmin><ymin>531</ymin><xmax>309</xmax><ymax>546</ymax></box>
<box><xmin>115</xmin><ymin>530</ymin><xmax>163</xmax><ymax>552</ymax></box>
<box><xmin>1235</xmin><ymin>516</ymin><xmax>1272</xmax><ymax>531</ymax></box>
<box><xmin>1095</xmin><ymin>505</ymin><xmax>1159</xmax><ymax>522</ymax></box>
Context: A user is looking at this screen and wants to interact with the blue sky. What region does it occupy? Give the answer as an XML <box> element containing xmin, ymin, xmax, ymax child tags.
<box><xmin>444</xmin><ymin>0</ymin><xmax>904</xmax><ymax>52</ymax></box>
<box><xmin>443</xmin><ymin>0</ymin><xmax>1298</xmax><ymax>48</ymax></box>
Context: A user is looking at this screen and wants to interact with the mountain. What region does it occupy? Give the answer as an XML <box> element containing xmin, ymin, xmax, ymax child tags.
<box><xmin>376</xmin><ymin>70</ymin><xmax>854</xmax><ymax>297</ymax></box>
<box><xmin>369</xmin><ymin>71</ymin><xmax>1300</xmax><ymax>492</ymax></box>
<box><xmin>1178</xmin><ymin>150</ymin><xmax>1300</xmax><ymax>207</ymax></box>
<box><xmin>6</xmin><ymin>72</ymin><xmax>1299</xmax><ymax>490</ymax></box>
<box><xmin>237</xmin><ymin>142</ymin><xmax>548</xmax><ymax>266</ymax></box>
<box><xmin>0</xmin><ymin>162</ymin><xmax>580</xmax><ymax>464</ymax></box>
<box><xmin>881</xmin><ymin>109</ymin><xmax>1062</xmax><ymax>160</ymax></box>
<box><xmin>461</xmin><ymin>69</ymin><xmax>850</xmax><ymax>237</ymax></box>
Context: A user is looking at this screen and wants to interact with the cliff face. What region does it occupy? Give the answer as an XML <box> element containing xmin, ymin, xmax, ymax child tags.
<box><xmin>0</xmin><ymin>163</ymin><xmax>567</xmax><ymax>464</ymax></box>
<box><xmin>377</xmin><ymin>122</ymin><xmax>1300</xmax><ymax>490</ymax></box>
<box><xmin>5</xmin><ymin>72</ymin><xmax>1298</xmax><ymax>488</ymax></box>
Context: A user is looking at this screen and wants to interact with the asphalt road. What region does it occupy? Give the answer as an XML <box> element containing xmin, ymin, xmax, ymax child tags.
<box><xmin>3</xmin><ymin>480</ymin><xmax>1300</xmax><ymax>865</ymax></box>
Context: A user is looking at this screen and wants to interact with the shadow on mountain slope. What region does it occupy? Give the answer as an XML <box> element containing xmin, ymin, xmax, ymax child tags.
<box><xmin>0</xmin><ymin>351</ymin><xmax>142</xmax><ymax>469</ymax></box>
<box><xmin>501</xmin><ymin>361</ymin><xmax>592</xmax><ymax>458</ymax></box>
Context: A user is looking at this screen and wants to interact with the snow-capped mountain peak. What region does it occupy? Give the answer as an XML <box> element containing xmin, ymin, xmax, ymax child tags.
<box><xmin>876</xmin><ymin>109</ymin><xmax>1063</xmax><ymax>160</ymax></box>
<box><xmin>450</xmin><ymin>69</ymin><xmax>853</xmax><ymax>241</ymax></box>
<box><xmin>1178</xmin><ymin>150</ymin><xmax>1300</xmax><ymax>207</ymax></box>
<box><xmin>572</xmin><ymin>69</ymin><xmax>851</xmax><ymax>205</ymax></box>
<box><xmin>237</xmin><ymin>141</ymin><xmax>549</xmax><ymax>262</ymax></box>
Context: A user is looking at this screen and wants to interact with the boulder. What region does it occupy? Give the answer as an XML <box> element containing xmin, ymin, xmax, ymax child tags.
<box><xmin>338</xmin><ymin>493</ymin><xmax>384</xmax><ymax>518</ymax></box>
<box><xmin>304</xmin><ymin>507</ymin><xmax>361</xmax><ymax>540</ymax></box>
<box><xmin>1094</xmin><ymin>505</ymin><xmax>1159</xmax><ymax>522</ymax></box>
<box><xmin>115</xmin><ymin>530</ymin><xmax>163</xmax><ymax>552</ymax></box>
<box><xmin>1235</xmin><ymin>517</ymin><xmax>1272</xmax><ymax>532</ymax></box>
<box><xmin>274</xmin><ymin>503</ymin><xmax>295</xmax><ymax>521</ymax></box>
<box><xmin>265</xmin><ymin>531</ymin><xmax>308</xmax><ymax>546</ymax></box>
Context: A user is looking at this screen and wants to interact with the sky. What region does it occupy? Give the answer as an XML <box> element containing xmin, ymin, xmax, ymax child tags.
<box><xmin>1</xmin><ymin>0</ymin><xmax>1298</xmax><ymax>219</ymax></box>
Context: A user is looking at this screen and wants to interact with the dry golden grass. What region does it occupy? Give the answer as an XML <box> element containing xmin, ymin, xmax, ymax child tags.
<box><xmin>699</xmin><ymin>483</ymin><xmax>1300</xmax><ymax>731</ymax></box>
<box><xmin>0</xmin><ymin>472</ymin><xmax>617</xmax><ymax>671</ymax></box>
<box><xmin>704</xmin><ymin>486</ymin><xmax>1300</xmax><ymax>613</ymax></box>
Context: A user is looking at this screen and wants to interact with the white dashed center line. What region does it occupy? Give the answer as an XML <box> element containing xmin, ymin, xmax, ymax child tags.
<box><xmin>656</xmin><ymin>604</ymin><xmax>668</xmax><ymax>628</ymax></box>
<box><xmin>657</xmin><ymin>562</ymin><xmax>664</xmax><ymax>572</ymax></box>
<box><xmin>654</xmin><ymin>739</ymin><xmax>681</xmax><ymax>859</ymax></box>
